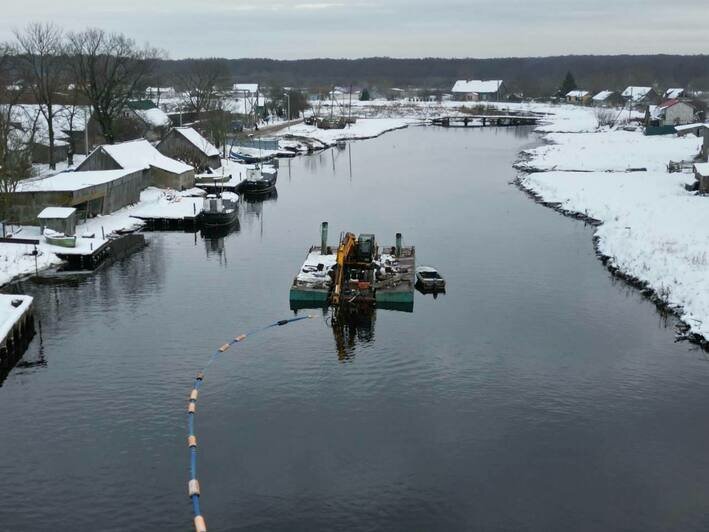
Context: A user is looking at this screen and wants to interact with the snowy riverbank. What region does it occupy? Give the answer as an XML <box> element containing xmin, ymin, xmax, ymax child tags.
<box><xmin>516</xmin><ymin>104</ymin><xmax>709</xmax><ymax>343</ymax></box>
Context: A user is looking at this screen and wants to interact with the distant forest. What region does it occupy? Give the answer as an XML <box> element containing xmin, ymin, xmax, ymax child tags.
<box><xmin>156</xmin><ymin>55</ymin><xmax>709</xmax><ymax>96</ymax></box>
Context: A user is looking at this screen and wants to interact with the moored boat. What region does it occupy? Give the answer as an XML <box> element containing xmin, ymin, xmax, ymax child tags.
<box><xmin>235</xmin><ymin>165</ymin><xmax>278</xmax><ymax>196</ymax></box>
<box><xmin>44</xmin><ymin>229</ymin><xmax>77</xmax><ymax>248</ymax></box>
<box><xmin>198</xmin><ymin>194</ymin><xmax>238</xmax><ymax>228</ymax></box>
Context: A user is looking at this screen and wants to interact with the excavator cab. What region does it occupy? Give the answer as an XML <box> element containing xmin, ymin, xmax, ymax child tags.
<box><xmin>357</xmin><ymin>234</ymin><xmax>376</xmax><ymax>262</ymax></box>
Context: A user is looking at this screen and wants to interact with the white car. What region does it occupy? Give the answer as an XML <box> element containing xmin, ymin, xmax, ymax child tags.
<box><xmin>416</xmin><ymin>266</ymin><xmax>446</xmax><ymax>291</ymax></box>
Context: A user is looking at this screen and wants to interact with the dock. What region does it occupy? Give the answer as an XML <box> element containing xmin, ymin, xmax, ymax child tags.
<box><xmin>53</xmin><ymin>233</ymin><xmax>147</xmax><ymax>270</ymax></box>
<box><xmin>431</xmin><ymin>114</ymin><xmax>539</xmax><ymax>127</ymax></box>
<box><xmin>0</xmin><ymin>294</ymin><xmax>35</xmax><ymax>371</ymax></box>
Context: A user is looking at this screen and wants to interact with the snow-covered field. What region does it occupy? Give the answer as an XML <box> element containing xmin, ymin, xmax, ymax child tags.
<box><xmin>517</xmin><ymin>104</ymin><xmax>709</xmax><ymax>341</ymax></box>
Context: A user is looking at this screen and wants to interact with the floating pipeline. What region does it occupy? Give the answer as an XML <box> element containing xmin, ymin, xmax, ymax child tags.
<box><xmin>186</xmin><ymin>315</ymin><xmax>315</xmax><ymax>532</ymax></box>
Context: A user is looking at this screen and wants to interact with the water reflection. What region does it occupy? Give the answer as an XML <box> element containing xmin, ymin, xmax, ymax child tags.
<box><xmin>330</xmin><ymin>306</ymin><xmax>376</xmax><ymax>362</ymax></box>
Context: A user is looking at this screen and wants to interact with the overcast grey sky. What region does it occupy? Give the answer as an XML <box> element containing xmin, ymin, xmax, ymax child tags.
<box><xmin>1</xmin><ymin>0</ymin><xmax>707</xmax><ymax>59</ymax></box>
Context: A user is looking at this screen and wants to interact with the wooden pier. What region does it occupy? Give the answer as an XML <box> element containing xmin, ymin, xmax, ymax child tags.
<box><xmin>431</xmin><ymin>114</ymin><xmax>539</xmax><ymax>128</ymax></box>
<box><xmin>54</xmin><ymin>234</ymin><xmax>147</xmax><ymax>269</ymax></box>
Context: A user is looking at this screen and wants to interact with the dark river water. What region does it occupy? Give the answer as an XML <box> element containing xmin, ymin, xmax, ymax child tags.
<box><xmin>3</xmin><ymin>126</ymin><xmax>709</xmax><ymax>532</ymax></box>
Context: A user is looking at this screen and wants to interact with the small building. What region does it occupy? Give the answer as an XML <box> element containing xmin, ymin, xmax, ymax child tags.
<box><xmin>5</xmin><ymin>169</ymin><xmax>144</xmax><ymax>224</ymax></box>
<box><xmin>622</xmin><ymin>86</ymin><xmax>661</xmax><ymax>106</ymax></box>
<box><xmin>647</xmin><ymin>100</ymin><xmax>697</xmax><ymax>128</ymax></box>
<box><xmin>566</xmin><ymin>90</ymin><xmax>591</xmax><ymax>104</ymax></box>
<box><xmin>233</xmin><ymin>83</ymin><xmax>259</xmax><ymax>97</ymax></box>
<box><xmin>451</xmin><ymin>80</ymin><xmax>506</xmax><ymax>102</ymax></box>
<box><xmin>77</xmin><ymin>139</ymin><xmax>195</xmax><ymax>190</ymax></box>
<box><xmin>592</xmin><ymin>90</ymin><xmax>624</xmax><ymax>107</ymax></box>
<box><xmin>157</xmin><ymin>127</ymin><xmax>221</xmax><ymax>172</ymax></box>
<box><xmin>37</xmin><ymin>207</ymin><xmax>77</xmax><ymax>236</ymax></box>
<box><xmin>145</xmin><ymin>87</ymin><xmax>177</xmax><ymax>100</ymax></box>
<box><xmin>694</xmin><ymin>162</ymin><xmax>709</xmax><ymax>192</ymax></box>
<box><xmin>664</xmin><ymin>88</ymin><xmax>686</xmax><ymax>99</ymax></box>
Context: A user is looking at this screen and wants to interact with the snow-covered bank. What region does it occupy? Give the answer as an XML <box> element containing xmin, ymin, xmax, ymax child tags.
<box><xmin>517</xmin><ymin>104</ymin><xmax>709</xmax><ymax>342</ymax></box>
<box><xmin>278</xmin><ymin>118</ymin><xmax>415</xmax><ymax>146</ymax></box>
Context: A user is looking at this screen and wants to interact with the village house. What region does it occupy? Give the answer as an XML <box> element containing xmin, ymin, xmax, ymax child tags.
<box><xmin>233</xmin><ymin>83</ymin><xmax>259</xmax><ymax>98</ymax></box>
<box><xmin>646</xmin><ymin>100</ymin><xmax>697</xmax><ymax>128</ymax></box>
<box><xmin>664</xmin><ymin>88</ymin><xmax>686</xmax><ymax>99</ymax></box>
<box><xmin>3</xmin><ymin>168</ymin><xmax>144</xmax><ymax>224</ymax></box>
<box><xmin>622</xmin><ymin>86</ymin><xmax>661</xmax><ymax>106</ymax></box>
<box><xmin>592</xmin><ymin>90</ymin><xmax>624</xmax><ymax>107</ymax></box>
<box><xmin>566</xmin><ymin>90</ymin><xmax>592</xmax><ymax>105</ymax></box>
<box><xmin>451</xmin><ymin>80</ymin><xmax>506</xmax><ymax>102</ymax></box>
<box><xmin>157</xmin><ymin>127</ymin><xmax>221</xmax><ymax>172</ymax></box>
<box><xmin>145</xmin><ymin>87</ymin><xmax>177</xmax><ymax>100</ymax></box>
<box><xmin>88</xmin><ymin>100</ymin><xmax>172</xmax><ymax>145</ymax></box>
<box><xmin>77</xmin><ymin>139</ymin><xmax>195</xmax><ymax>190</ymax></box>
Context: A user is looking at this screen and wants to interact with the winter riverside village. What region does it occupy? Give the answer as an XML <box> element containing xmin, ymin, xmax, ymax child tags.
<box><xmin>3</xmin><ymin>9</ymin><xmax>709</xmax><ymax>531</ymax></box>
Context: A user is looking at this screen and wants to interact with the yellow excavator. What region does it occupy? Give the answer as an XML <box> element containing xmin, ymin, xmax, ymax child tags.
<box><xmin>332</xmin><ymin>232</ymin><xmax>357</xmax><ymax>305</ymax></box>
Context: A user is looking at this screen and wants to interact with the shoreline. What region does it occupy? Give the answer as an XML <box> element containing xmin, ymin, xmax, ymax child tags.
<box><xmin>514</xmin><ymin>174</ymin><xmax>705</xmax><ymax>349</ymax></box>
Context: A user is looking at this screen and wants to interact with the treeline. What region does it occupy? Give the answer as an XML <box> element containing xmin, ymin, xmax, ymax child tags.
<box><xmin>158</xmin><ymin>55</ymin><xmax>709</xmax><ymax>96</ymax></box>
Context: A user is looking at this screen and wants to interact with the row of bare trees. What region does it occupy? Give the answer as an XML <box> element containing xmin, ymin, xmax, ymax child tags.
<box><xmin>1</xmin><ymin>23</ymin><xmax>163</xmax><ymax>173</ymax></box>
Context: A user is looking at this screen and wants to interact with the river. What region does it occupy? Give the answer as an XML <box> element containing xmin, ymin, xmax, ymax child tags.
<box><xmin>3</xmin><ymin>126</ymin><xmax>709</xmax><ymax>531</ymax></box>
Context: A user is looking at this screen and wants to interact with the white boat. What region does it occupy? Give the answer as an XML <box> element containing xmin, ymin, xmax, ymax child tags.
<box><xmin>415</xmin><ymin>266</ymin><xmax>446</xmax><ymax>291</ymax></box>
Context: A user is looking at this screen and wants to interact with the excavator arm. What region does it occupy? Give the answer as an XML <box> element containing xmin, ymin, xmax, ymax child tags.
<box><xmin>332</xmin><ymin>232</ymin><xmax>357</xmax><ymax>305</ymax></box>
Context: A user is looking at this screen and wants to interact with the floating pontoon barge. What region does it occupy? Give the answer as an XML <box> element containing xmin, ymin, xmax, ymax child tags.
<box><xmin>289</xmin><ymin>223</ymin><xmax>415</xmax><ymax>312</ymax></box>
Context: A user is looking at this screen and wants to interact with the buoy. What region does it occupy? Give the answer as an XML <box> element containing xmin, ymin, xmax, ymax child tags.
<box><xmin>218</xmin><ymin>343</ymin><xmax>230</xmax><ymax>352</ymax></box>
<box><xmin>190</xmin><ymin>389</ymin><xmax>199</xmax><ymax>401</ymax></box>
<box><xmin>189</xmin><ymin>479</ymin><xmax>201</xmax><ymax>497</ymax></box>
<box><xmin>196</xmin><ymin>372</ymin><xmax>205</xmax><ymax>381</ymax></box>
<box><xmin>188</xmin><ymin>402</ymin><xmax>196</xmax><ymax>414</ymax></box>
<box><xmin>188</xmin><ymin>435</ymin><xmax>197</xmax><ymax>447</ymax></box>
<box><xmin>194</xmin><ymin>515</ymin><xmax>207</xmax><ymax>532</ymax></box>
<box><xmin>234</xmin><ymin>334</ymin><xmax>246</xmax><ymax>342</ymax></box>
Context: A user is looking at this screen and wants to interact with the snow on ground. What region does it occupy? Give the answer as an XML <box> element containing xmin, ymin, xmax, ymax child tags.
<box><xmin>295</xmin><ymin>251</ymin><xmax>336</xmax><ymax>288</ymax></box>
<box><xmin>0</xmin><ymin>294</ymin><xmax>33</xmax><ymax>345</ymax></box>
<box><xmin>517</xmin><ymin>103</ymin><xmax>709</xmax><ymax>340</ymax></box>
<box><xmin>279</xmin><ymin>118</ymin><xmax>414</xmax><ymax>145</ymax></box>
<box><xmin>519</xmin><ymin>129</ymin><xmax>702</xmax><ymax>172</ymax></box>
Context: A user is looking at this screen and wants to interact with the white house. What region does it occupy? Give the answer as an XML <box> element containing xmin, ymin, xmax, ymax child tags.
<box><xmin>233</xmin><ymin>83</ymin><xmax>259</xmax><ymax>97</ymax></box>
<box><xmin>451</xmin><ymin>80</ymin><xmax>506</xmax><ymax>102</ymax></box>
<box><xmin>648</xmin><ymin>100</ymin><xmax>697</xmax><ymax>127</ymax></box>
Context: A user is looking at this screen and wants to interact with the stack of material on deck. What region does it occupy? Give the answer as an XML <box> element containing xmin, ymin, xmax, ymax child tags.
<box><xmin>296</xmin><ymin>251</ymin><xmax>336</xmax><ymax>288</ymax></box>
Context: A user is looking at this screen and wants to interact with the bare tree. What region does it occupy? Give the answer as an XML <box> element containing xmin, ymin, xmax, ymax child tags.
<box><xmin>177</xmin><ymin>59</ymin><xmax>228</xmax><ymax>114</ymax></box>
<box><xmin>67</xmin><ymin>28</ymin><xmax>162</xmax><ymax>144</ymax></box>
<box><xmin>0</xmin><ymin>44</ymin><xmax>33</xmax><ymax>217</ymax></box>
<box><xmin>14</xmin><ymin>23</ymin><xmax>66</xmax><ymax>170</ymax></box>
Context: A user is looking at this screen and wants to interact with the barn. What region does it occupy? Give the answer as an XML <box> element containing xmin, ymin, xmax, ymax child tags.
<box><xmin>77</xmin><ymin>139</ymin><xmax>195</xmax><ymax>190</ymax></box>
<box><xmin>157</xmin><ymin>127</ymin><xmax>221</xmax><ymax>172</ymax></box>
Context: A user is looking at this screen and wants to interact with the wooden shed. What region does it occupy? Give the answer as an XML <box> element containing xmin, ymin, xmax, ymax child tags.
<box><xmin>77</xmin><ymin>139</ymin><xmax>195</xmax><ymax>190</ymax></box>
<box><xmin>157</xmin><ymin>128</ymin><xmax>221</xmax><ymax>172</ymax></box>
<box><xmin>4</xmin><ymin>169</ymin><xmax>144</xmax><ymax>224</ymax></box>
<box><xmin>37</xmin><ymin>207</ymin><xmax>77</xmax><ymax>236</ymax></box>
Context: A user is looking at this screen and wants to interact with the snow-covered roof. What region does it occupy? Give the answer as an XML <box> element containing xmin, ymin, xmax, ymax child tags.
<box><xmin>100</xmin><ymin>139</ymin><xmax>193</xmax><ymax>175</ymax></box>
<box><xmin>134</xmin><ymin>107</ymin><xmax>171</xmax><ymax>128</ymax></box>
<box><xmin>451</xmin><ymin>80</ymin><xmax>503</xmax><ymax>94</ymax></box>
<box><xmin>593</xmin><ymin>90</ymin><xmax>616</xmax><ymax>101</ymax></box>
<box><xmin>37</xmin><ymin>207</ymin><xmax>76</xmax><ymax>219</ymax></box>
<box><xmin>665</xmin><ymin>88</ymin><xmax>685</xmax><ymax>99</ymax></box>
<box><xmin>233</xmin><ymin>83</ymin><xmax>259</xmax><ymax>93</ymax></box>
<box><xmin>175</xmin><ymin>127</ymin><xmax>220</xmax><ymax>157</ymax></box>
<box><xmin>566</xmin><ymin>90</ymin><xmax>590</xmax><ymax>97</ymax></box>
<box><xmin>694</xmin><ymin>162</ymin><xmax>709</xmax><ymax>177</ymax></box>
<box><xmin>675</xmin><ymin>122</ymin><xmax>708</xmax><ymax>133</ymax></box>
<box><xmin>622</xmin><ymin>86</ymin><xmax>653</xmax><ymax>100</ymax></box>
<box><xmin>16</xmin><ymin>169</ymin><xmax>143</xmax><ymax>192</ymax></box>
